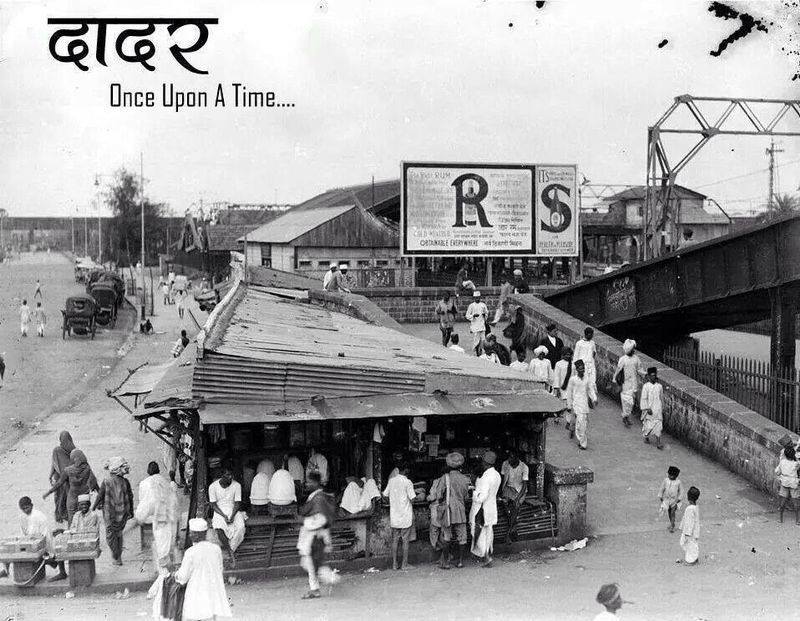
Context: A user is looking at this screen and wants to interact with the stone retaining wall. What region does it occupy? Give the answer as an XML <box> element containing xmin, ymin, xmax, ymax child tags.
<box><xmin>352</xmin><ymin>286</ymin><xmax>560</xmax><ymax>323</ymax></box>
<box><xmin>510</xmin><ymin>293</ymin><xmax>790</xmax><ymax>496</ymax></box>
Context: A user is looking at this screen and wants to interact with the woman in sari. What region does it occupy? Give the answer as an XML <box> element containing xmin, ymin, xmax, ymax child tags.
<box><xmin>43</xmin><ymin>448</ymin><xmax>99</xmax><ymax>524</ymax></box>
<box><xmin>48</xmin><ymin>431</ymin><xmax>76</xmax><ymax>524</ymax></box>
<box><xmin>93</xmin><ymin>456</ymin><xmax>134</xmax><ymax>565</ymax></box>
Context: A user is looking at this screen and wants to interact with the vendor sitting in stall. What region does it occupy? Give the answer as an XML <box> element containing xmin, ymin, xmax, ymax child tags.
<box><xmin>500</xmin><ymin>450</ymin><xmax>529</xmax><ymax>542</ymax></box>
<box><xmin>208</xmin><ymin>469</ymin><xmax>245</xmax><ymax>569</ymax></box>
<box><xmin>70</xmin><ymin>493</ymin><xmax>99</xmax><ymax>538</ymax></box>
<box><xmin>339</xmin><ymin>476</ymin><xmax>381</xmax><ymax>516</ymax></box>
<box><xmin>268</xmin><ymin>456</ymin><xmax>298</xmax><ymax>516</ymax></box>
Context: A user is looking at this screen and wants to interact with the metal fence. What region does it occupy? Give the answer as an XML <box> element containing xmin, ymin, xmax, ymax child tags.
<box><xmin>664</xmin><ymin>347</ymin><xmax>800</xmax><ymax>432</ymax></box>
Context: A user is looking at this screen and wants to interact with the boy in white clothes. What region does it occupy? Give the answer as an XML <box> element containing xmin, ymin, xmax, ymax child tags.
<box><xmin>640</xmin><ymin>366</ymin><xmax>664</xmax><ymax>449</ymax></box>
<box><xmin>530</xmin><ymin>345</ymin><xmax>553</xmax><ymax>387</ymax></box>
<box><xmin>465</xmin><ymin>291</ymin><xmax>488</xmax><ymax>356</ymax></box>
<box><xmin>573</xmin><ymin>327</ymin><xmax>597</xmax><ymax>391</ymax></box>
<box><xmin>447</xmin><ymin>334</ymin><xmax>465</xmax><ymax>354</ymax></box>
<box><xmin>679</xmin><ymin>486</ymin><xmax>700</xmax><ymax>565</ymax></box>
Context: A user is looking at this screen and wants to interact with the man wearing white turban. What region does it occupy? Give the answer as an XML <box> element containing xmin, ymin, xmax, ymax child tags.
<box><xmin>616</xmin><ymin>339</ymin><xmax>643</xmax><ymax>427</ymax></box>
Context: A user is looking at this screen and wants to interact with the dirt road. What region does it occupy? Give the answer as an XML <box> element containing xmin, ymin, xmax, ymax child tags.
<box><xmin>0</xmin><ymin>252</ymin><xmax>134</xmax><ymax>453</ymax></box>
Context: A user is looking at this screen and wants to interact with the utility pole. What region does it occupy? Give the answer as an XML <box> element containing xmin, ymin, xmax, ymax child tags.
<box><xmin>84</xmin><ymin>207</ymin><xmax>88</xmax><ymax>257</ymax></box>
<box><xmin>140</xmin><ymin>152</ymin><xmax>146</xmax><ymax>320</ymax></box>
<box><xmin>70</xmin><ymin>210</ymin><xmax>74</xmax><ymax>254</ymax></box>
<box><xmin>766</xmin><ymin>140</ymin><xmax>784</xmax><ymax>212</ymax></box>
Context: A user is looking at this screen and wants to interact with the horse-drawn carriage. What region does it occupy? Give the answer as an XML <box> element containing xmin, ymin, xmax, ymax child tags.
<box><xmin>90</xmin><ymin>283</ymin><xmax>118</xmax><ymax>327</ymax></box>
<box><xmin>61</xmin><ymin>295</ymin><xmax>97</xmax><ymax>340</ymax></box>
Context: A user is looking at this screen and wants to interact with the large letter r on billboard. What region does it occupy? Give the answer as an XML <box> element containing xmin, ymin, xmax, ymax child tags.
<box><xmin>451</xmin><ymin>173</ymin><xmax>492</xmax><ymax>228</ymax></box>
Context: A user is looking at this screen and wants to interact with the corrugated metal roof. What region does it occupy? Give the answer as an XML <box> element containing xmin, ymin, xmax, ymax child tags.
<box><xmin>239</xmin><ymin>205</ymin><xmax>354</xmax><ymax>244</ymax></box>
<box><xmin>194</xmin><ymin>284</ymin><xmax>541</xmax><ymax>409</ymax></box>
<box><xmin>199</xmin><ymin>390</ymin><xmax>564</xmax><ymax>424</ymax></box>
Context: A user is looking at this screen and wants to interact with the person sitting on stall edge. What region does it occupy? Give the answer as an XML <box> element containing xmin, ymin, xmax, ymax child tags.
<box><xmin>500</xmin><ymin>449</ymin><xmax>529</xmax><ymax>542</ymax></box>
<box><xmin>208</xmin><ymin>468</ymin><xmax>245</xmax><ymax>569</ymax></box>
<box><xmin>382</xmin><ymin>462</ymin><xmax>416</xmax><ymax>571</ymax></box>
<box><xmin>297</xmin><ymin>471</ymin><xmax>339</xmax><ymax>599</ymax></box>
<box><xmin>15</xmin><ymin>496</ymin><xmax>67</xmax><ymax>581</ymax></box>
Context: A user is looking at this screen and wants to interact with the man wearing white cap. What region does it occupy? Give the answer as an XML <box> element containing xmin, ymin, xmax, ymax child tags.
<box><xmin>324</xmin><ymin>263</ymin><xmax>351</xmax><ymax>294</ymax></box>
<box><xmin>512</xmin><ymin>268</ymin><xmax>529</xmax><ymax>294</ymax></box>
<box><xmin>322</xmin><ymin>262</ymin><xmax>337</xmax><ymax>289</ymax></box>
<box><xmin>338</xmin><ymin>263</ymin><xmax>355</xmax><ymax>290</ymax></box>
<box><xmin>465</xmin><ymin>290</ymin><xmax>489</xmax><ymax>356</ymax></box>
<box><xmin>530</xmin><ymin>345</ymin><xmax>553</xmax><ymax>386</ymax></box>
<box><xmin>70</xmin><ymin>493</ymin><xmax>99</xmax><ymax>538</ymax></box>
<box><xmin>173</xmin><ymin>518</ymin><xmax>232</xmax><ymax>620</ymax></box>
<box><xmin>615</xmin><ymin>339</ymin><xmax>643</xmax><ymax>428</ymax></box>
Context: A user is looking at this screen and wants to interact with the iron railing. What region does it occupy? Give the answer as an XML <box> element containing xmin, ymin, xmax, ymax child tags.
<box><xmin>664</xmin><ymin>347</ymin><xmax>800</xmax><ymax>432</ymax></box>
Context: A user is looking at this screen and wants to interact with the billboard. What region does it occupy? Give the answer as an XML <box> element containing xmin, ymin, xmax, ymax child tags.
<box><xmin>401</xmin><ymin>162</ymin><xmax>578</xmax><ymax>256</ymax></box>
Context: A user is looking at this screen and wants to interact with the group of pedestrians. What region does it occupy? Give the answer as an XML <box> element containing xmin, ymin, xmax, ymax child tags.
<box><xmin>19</xmin><ymin>279</ymin><xmax>47</xmax><ymax>338</ymax></box>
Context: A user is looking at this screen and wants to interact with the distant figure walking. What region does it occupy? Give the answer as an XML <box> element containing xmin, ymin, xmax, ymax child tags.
<box><xmin>176</xmin><ymin>290</ymin><xmax>186</xmax><ymax>320</ymax></box>
<box><xmin>48</xmin><ymin>431</ymin><xmax>76</xmax><ymax>524</ymax></box>
<box><xmin>34</xmin><ymin>279</ymin><xmax>43</xmax><ymax>301</ymax></box>
<box><xmin>0</xmin><ymin>352</ymin><xmax>5</xmax><ymax>389</ymax></box>
<box><xmin>658</xmin><ymin>466</ymin><xmax>683</xmax><ymax>533</ymax></box>
<box><xmin>640</xmin><ymin>366</ymin><xmax>664</xmax><ymax>449</ymax></box>
<box><xmin>565</xmin><ymin>359</ymin><xmax>597</xmax><ymax>449</ymax></box>
<box><xmin>34</xmin><ymin>302</ymin><xmax>46</xmax><ymax>337</ymax></box>
<box><xmin>616</xmin><ymin>339</ymin><xmax>643</xmax><ymax>428</ymax></box>
<box><xmin>19</xmin><ymin>299</ymin><xmax>31</xmax><ymax>337</ymax></box>
<box><xmin>434</xmin><ymin>293</ymin><xmax>457</xmax><ymax>347</ymax></box>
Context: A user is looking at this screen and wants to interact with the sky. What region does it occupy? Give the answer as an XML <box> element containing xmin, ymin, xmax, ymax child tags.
<box><xmin>0</xmin><ymin>0</ymin><xmax>798</xmax><ymax>218</ymax></box>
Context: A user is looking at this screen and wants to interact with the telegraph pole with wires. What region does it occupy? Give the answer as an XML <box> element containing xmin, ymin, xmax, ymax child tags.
<box><xmin>766</xmin><ymin>140</ymin><xmax>784</xmax><ymax>212</ymax></box>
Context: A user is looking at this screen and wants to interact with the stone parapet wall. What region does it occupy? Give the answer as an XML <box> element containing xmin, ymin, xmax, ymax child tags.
<box><xmin>353</xmin><ymin>285</ymin><xmax>560</xmax><ymax>324</ymax></box>
<box><xmin>510</xmin><ymin>294</ymin><xmax>790</xmax><ymax>496</ymax></box>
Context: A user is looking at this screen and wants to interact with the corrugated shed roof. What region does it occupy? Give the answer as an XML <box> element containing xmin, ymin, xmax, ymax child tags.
<box><xmin>239</xmin><ymin>205</ymin><xmax>354</xmax><ymax>243</ymax></box>
<box><xmin>206</xmin><ymin>224</ymin><xmax>257</xmax><ymax>251</ymax></box>
<box><xmin>194</xmin><ymin>284</ymin><xmax>555</xmax><ymax>412</ymax></box>
<box><xmin>199</xmin><ymin>390</ymin><xmax>561</xmax><ymax>424</ymax></box>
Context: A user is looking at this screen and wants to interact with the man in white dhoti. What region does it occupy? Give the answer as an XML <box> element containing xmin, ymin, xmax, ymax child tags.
<box><xmin>167</xmin><ymin>518</ymin><xmax>232</xmax><ymax>620</ymax></box>
<box><xmin>465</xmin><ymin>290</ymin><xmax>488</xmax><ymax>356</ymax></box>
<box><xmin>133</xmin><ymin>462</ymin><xmax>178</xmax><ymax>573</ymax></box>
<box><xmin>640</xmin><ymin>366</ymin><xmax>664</xmax><ymax>449</ymax></box>
<box><xmin>469</xmin><ymin>451</ymin><xmax>501</xmax><ymax>568</ymax></box>
<box><xmin>679</xmin><ymin>486</ymin><xmax>701</xmax><ymax>565</ymax></box>
<box><xmin>565</xmin><ymin>360</ymin><xmax>598</xmax><ymax>450</ymax></box>
<box><xmin>615</xmin><ymin>339</ymin><xmax>642</xmax><ymax>428</ymax></box>
<box><xmin>209</xmin><ymin>469</ymin><xmax>245</xmax><ymax>569</ymax></box>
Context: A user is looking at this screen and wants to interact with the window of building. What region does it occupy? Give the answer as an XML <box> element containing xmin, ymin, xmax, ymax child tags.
<box><xmin>261</xmin><ymin>258</ymin><xmax>271</xmax><ymax>267</ymax></box>
<box><xmin>298</xmin><ymin>260</ymin><xmax>312</xmax><ymax>268</ymax></box>
<box><xmin>376</xmin><ymin>260</ymin><xmax>389</xmax><ymax>267</ymax></box>
<box><xmin>357</xmin><ymin>260</ymin><xmax>371</xmax><ymax>267</ymax></box>
<box><xmin>317</xmin><ymin>261</ymin><xmax>328</xmax><ymax>268</ymax></box>
<box><xmin>637</xmin><ymin>204</ymin><xmax>643</xmax><ymax>217</ymax></box>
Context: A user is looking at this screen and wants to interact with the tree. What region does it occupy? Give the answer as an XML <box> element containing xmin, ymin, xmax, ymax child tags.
<box><xmin>773</xmin><ymin>193</ymin><xmax>799</xmax><ymax>215</ymax></box>
<box><xmin>104</xmin><ymin>168</ymin><xmax>164</xmax><ymax>267</ymax></box>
